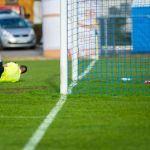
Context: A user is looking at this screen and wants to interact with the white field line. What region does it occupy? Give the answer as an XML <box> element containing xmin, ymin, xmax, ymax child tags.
<box><xmin>68</xmin><ymin>59</ymin><xmax>97</xmax><ymax>94</ymax></box>
<box><xmin>22</xmin><ymin>59</ymin><xmax>97</xmax><ymax>150</ymax></box>
<box><xmin>78</xmin><ymin>59</ymin><xmax>96</xmax><ymax>80</ymax></box>
<box><xmin>22</xmin><ymin>95</ymin><xmax>67</xmax><ymax>150</ymax></box>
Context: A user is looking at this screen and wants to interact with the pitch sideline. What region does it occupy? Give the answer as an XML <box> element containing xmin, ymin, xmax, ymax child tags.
<box><xmin>22</xmin><ymin>59</ymin><xmax>97</xmax><ymax>150</ymax></box>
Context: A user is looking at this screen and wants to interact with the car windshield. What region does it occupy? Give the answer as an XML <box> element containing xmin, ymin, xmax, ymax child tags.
<box><xmin>0</xmin><ymin>18</ymin><xmax>29</xmax><ymax>28</ymax></box>
<box><xmin>0</xmin><ymin>9</ymin><xmax>17</xmax><ymax>15</ymax></box>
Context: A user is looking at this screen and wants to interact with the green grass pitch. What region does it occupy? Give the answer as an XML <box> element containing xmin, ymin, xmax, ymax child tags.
<box><xmin>0</xmin><ymin>60</ymin><xmax>150</xmax><ymax>150</ymax></box>
<box><xmin>72</xmin><ymin>56</ymin><xmax>150</xmax><ymax>95</ymax></box>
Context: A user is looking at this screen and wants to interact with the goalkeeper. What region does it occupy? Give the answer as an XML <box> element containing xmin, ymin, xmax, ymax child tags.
<box><xmin>0</xmin><ymin>56</ymin><xmax>27</xmax><ymax>82</ymax></box>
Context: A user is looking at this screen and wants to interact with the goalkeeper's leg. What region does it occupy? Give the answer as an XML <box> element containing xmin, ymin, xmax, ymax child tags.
<box><xmin>0</xmin><ymin>55</ymin><xmax>4</xmax><ymax>77</ymax></box>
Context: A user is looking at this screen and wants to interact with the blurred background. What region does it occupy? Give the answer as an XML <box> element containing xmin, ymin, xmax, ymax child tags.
<box><xmin>0</xmin><ymin>0</ymin><xmax>60</xmax><ymax>59</ymax></box>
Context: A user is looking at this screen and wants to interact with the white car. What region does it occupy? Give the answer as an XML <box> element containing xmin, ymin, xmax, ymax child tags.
<box><xmin>0</xmin><ymin>14</ymin><xmax>36</xmax><ymax>49</ymax></box>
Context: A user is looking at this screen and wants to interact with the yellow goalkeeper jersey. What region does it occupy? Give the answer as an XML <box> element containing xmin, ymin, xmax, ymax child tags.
<box><xmin>0</xmin><ymin>62</ymin><xmax>21</xmax><ymax>82</ymax></box>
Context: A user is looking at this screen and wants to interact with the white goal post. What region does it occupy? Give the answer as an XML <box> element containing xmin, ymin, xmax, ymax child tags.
<box><xmin>60</xmin><ymin>0</ymin><xmax>150</xmax><ymax>96</ymax></box>
<box><xmin>60</xmin><ymin>0</ymin><xmax>68</xmax><ymax>95</ymax></box>
<box><xmin>60</xmin><ymin>0</ymin><xmax>100</xmax><ymax>95</ymax></box>
<box><xmin>61</xmin><ymin>0</ymin><xmax>79</xmax><ymax>95</ymax></box>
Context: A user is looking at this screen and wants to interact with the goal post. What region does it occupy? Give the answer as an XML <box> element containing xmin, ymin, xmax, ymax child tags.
<box><xmin>60</xmin><ymin>0</ymin><xmax>68</xmax><ymax>95</ymax></box>
<box><xmin>72</xmin><ymin>0</ymin><xmax>78</xmax><ymax>81</ymax></box>
<box><xmin>60</xmin><ymin>0</ymin><xmax>150</xmax><ymax>96</ymax></box>
<box><xmin>61</xmin><ymin>0</ymin><xmax>100</xmax><ymax>95</ymax></box>
<box><xmin>60</xmin><ymin>0</ymin><xmax>105</xmax><ymax>94</ymax></box>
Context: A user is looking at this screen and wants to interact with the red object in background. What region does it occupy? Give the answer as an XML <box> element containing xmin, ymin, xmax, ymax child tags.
<box><xmin>144</xmin><ymin>81</ymin><xmax>150</xmax><ymax>84</ymax></box>
<box><xmin>0</xmin><ymin>5</ymin><xmax>24</xmax><ymax>16</ymax></box>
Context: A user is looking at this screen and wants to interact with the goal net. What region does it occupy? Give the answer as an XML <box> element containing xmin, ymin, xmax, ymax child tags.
<box><xmin>61</xmin><ymin>0</ymin><xmax>150</xmax><ymax>96</ymax></box>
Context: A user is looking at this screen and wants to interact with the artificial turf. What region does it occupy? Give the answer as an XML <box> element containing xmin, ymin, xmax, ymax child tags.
<box><xmin>72</xmin><ymin>56</ymin><xmax>150</xmax><ymax>95</ymax></box>
<box><xmin>0</xmin><ymin>60</ymin><xmax>149</xmax><ymax>150</ymax></box>
<box><xmin>0</xmin><ymin>60</ymin><xmax>60</xmax><ymax>150</ymax></box>
<box><xmin>37</xmin><ymin>96</ymin><xmax>150</xmax><ymax>150</ymax></box>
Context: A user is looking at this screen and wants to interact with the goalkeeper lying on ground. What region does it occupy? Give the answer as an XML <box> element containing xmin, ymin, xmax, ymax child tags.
<box><xmin>0</xmin><ymin>56</ymin><xmax>27</xmax><ymax>82</ymax></box>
